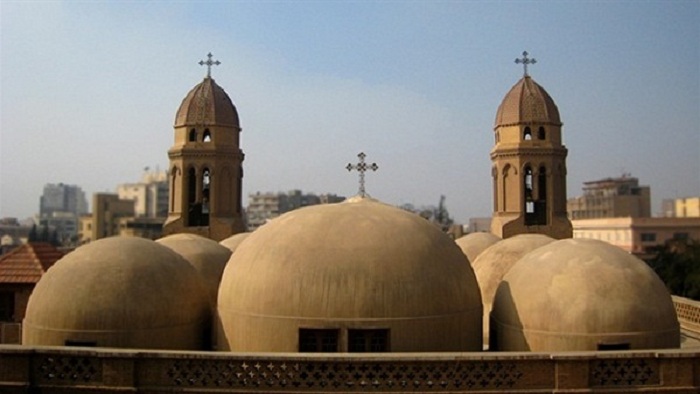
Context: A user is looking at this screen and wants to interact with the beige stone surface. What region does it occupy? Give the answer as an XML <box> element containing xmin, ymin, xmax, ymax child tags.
<box><xmin>454</xmin><ymin>232</ymin><xmax>500</xmax><ymax>264</ymax></box>
<box><xmin>491</xmin><ymin>238</ymin><xmax>680</xmax><ymax>351</ymax></box>
<box><xmin>217</xmin><ymin>197</ymin><xmax>482</xmax><ymax>352</ymax></box>
<box><xmin>22</xmin><ymin>237</ymin><xmax>210</xmax><ymax>350</ymax></box>
<box><xmin>472</xmin><ymin>234</ymin><xmax>554</xmax><ymax>345</ymax></box>
<box><xmin>157</xmin><ymin>233</ymin><xmax>232</xmax><ymax>306</ymax></box>
<box><xmin>219</xmin><ymin>232</ymin><xmax>251</xmax><ymax>253</ymax></box>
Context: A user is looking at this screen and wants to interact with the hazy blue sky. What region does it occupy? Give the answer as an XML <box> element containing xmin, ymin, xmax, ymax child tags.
<box><xmin>1</xmin><ymin>1</ymin><xmax>698</xmax><ymax>223</ymax></box>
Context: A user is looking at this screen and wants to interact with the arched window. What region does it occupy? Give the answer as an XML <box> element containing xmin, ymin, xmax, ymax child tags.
<box><xmin>524</xmin><ymin>166</ymin><xmax>534</xmax><ymax>213</ymax></box>
<box><xmin>186</xmin><ymin>167</ymin><xmax>197</xmax><ymax>227</ymax></box>
<box><xmin>200</xmin><ymin>168</ymin><xmax>211</xmax><ymax>225</ymax></box>
<box><xmin>523</xmin><ymin>127</ymin><xmax>532</xmax><ymax>140</ymax></box>
<box><xmin>189</xmin><ymin>129</ymin><xmax>197</xmax><ymax>142</ymax></box>
<box><xmin>538</xmin><ymin>166</ymin><xmax>547</xmax><ymax>202</ymax></box>
<box><xmin>538</xmin><ymin>127</ymin><xmax>546</xmax><ymax>140</ymax></box>
<box><xmin>203</xmin><ymin>129</ymin><xmax>212</xmax><ymax>142</ymax></box>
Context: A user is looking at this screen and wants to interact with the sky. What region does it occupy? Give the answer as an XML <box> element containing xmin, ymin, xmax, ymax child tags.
<box><xmin>1</xmin><ymin>1</ymin><xmax>698</xmax><ymax>224</ymax></box>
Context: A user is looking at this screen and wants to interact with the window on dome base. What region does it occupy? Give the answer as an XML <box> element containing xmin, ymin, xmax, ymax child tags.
<box><xmin>189</xmin><ymin>129</ymin><xmax>197</xmax><ymax>142</ymax></box>
<box><xmin>203</xmin><ymin>129</ymin><xmax>212</xmax><ymax>142</ymax></box>
<box><xmin>299</xmin><ymin>329</ymin><xmax>339</xmax><ymax>352</ymax></box>
<box><xmin>523</xmin><ymin>127</ymin><xmax>532</xmax><ymax>140</ymax></box>
<box><xmin>538</xmin><ymin>127</ymin><xmax>546</xmax><ymax>140</ymax></box>
<box><xmin>597</xmin><ymin>342</ymin><xmax>630</xmax><ymax>351</ymax></box>
<box><xmin>348</xmin><ymin>329</ymin><xmax>389</xmax><ymax>352</ymax></box>
<box><xmin>65</xmin><ymin>340</ymin><xmax>97</xmax><ymax>347</ymax></box>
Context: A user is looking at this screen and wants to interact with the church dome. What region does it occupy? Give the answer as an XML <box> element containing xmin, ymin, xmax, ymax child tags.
<box><xmin>455</xmin><ymin>232</ymin><xmax>501</xmax><ymax>264</ymax></box>
<box><xmin>157</xmin><ymin>233</ymin><xmax>231</xmax><ymax>306</ymax></box>
<box><xmin>23</xmin><ymin>237</ymin><xmax>210</xmax><ymax>350</ymax></box>
<box><xmin>490</xmin><ymin>238</ymin><xmax>680</xmax><ymax>351</ymax></box>
<box><xmin>471</xmin><ymin>234</ymin><xmax>554</xmax><ymax>344</ymax></box>
<box><xmin>219</xmin><ymin>232</ymin><xmax>251</xmax><ymax>253</ymax></box>
<box><xmin>175</xmin><ymin>77</ymin><xmax>239</xmax><ymax>127</ymax></box>
<box><xmin>494</xmin><ymin>76</ymin><xmax>561</xmax><ymax>127</ymax></box>
<box><xmin>217</xmin><ymin>197</ymin><xmax>482</xmax><ymax>352</ymax></box>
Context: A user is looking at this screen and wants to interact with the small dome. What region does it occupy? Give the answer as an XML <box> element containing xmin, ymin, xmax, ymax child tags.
<box><xmin>218</xmin><ymin>197</ymin><xmax>482</xmax><ymax>352</ymax></box>
<box><xmin>472</xmin><ymin>234</ymin><xmax>554</xmax><ymax>345</ymax></box>
<box><xmin>23</xmin><ymin>237</ymin><xmax>210</xmax><ymax>350</ymax></box>
<box><xmin>491</xmin><ymin>239</ymin><xmax>680</xmax><ymax>351</ymax></box>
<box><xmin>455</xmin><ymin>232</ymin><xmax>501</xmax><ymax>264</ymax></box>
<box><xmin>175</xmin><ymin>77</ymin><xmax>239</xmax><ymax>127</ymax></box>
<box><xmin>219</xmin><ymin>232</ymin><xmax>251</xmax><ymax>253</ymax></box>
<box><xmin>157</xmin><ymin>233</ymin><xmax>232</xmax><ymax>306</ymax></box>
<box><xmin>494</xmin><ymin>76</ymin><xmax>561</xmax><ymax>127</ymax></box>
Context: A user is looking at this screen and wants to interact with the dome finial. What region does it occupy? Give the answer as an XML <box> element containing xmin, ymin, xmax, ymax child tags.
<box><xmin>199</xmin><ymin>52</ymin><xmax>221</xmax><ymax>78</ymax></box>
<box><xmin>346</xmin><ymin>152</ymin><xmax>378</xmax><ymax>198</ymax></box>
<box><xmin>515</xmin><ymin>51</ymin><xmax>537</xmax><ymax>77</ymax></box>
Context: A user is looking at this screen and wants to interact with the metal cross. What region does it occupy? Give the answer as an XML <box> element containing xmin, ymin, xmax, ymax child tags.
<box><xmin>346</xmin><ymin>152</ymin><xmax>378</xmax><ymax>197</ymax></box>
<box><xmin>199</xmin><ymin>52</ymin><xmax>221</xmax><ymax>78</ymax></box>
<box><xmin>514</xmin><ymin>51</ymin><xmax>536</xmax><ymax>77</ymax></box>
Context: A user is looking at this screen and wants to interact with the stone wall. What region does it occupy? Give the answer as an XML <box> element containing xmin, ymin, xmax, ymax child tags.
<box><xmin>0</xmin><ymin>346</ymin><xmax>698</xmax><ymax>393</ymax></box>
<box><xmin>674</xmin><ymin>296</ymin><xmax>700</xmax><ymax>333</ymax></box>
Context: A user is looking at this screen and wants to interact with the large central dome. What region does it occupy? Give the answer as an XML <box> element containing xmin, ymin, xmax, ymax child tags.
<box><xmin>494</xmin><ymin>76</ymin><xmax>561</xmax><ymax>127</ymax></box>
<box><xmin>217</xmin><ymin>197</ymin><xmax>483</xmax><ymax>352</ymax></box>
<box><xmin>174</xmin><ymin>77</ymin><xmax>239</xmax><ymax>127</ymax></box>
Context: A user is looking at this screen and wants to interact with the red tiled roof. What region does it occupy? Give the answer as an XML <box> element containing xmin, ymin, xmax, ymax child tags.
<box><xmin>0</xmin><ymin>242</ymin><xmax>63</xmax><ymax>284</ymax></box>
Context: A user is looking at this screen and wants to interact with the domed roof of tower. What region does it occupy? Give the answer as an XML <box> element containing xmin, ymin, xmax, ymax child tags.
<box><xmin>490</xmin><ymin>238</ymin><xmax>680</xmax><ymax>351</ymax></box>
<box><xmin>22</xmin><ymin>237</ymin><xmax>210</xmax><ymax>350</ymax></box>
<box><xmin>494</xmin><ymin>76</ymin><xmax>561</xmax><ymax>128</ymax></box>
<box><xmin>217</xmin><ymin>196</ymin><xmax>483</xmax><ymax>352</ymax></box>
<box><xmin>175</xmin><ymin>77</ymin><xmax>240</xmax><ymax>127</ymax></box>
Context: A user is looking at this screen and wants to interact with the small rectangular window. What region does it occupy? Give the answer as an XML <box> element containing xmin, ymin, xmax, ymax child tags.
<box><xmin>348</xmin><ymin>329</ymin><xmax>389</xmax><ymax>352</ymax></box>
<box><xmin>65</xmin><ymin>340</ymin><xmax>97</xmax><ymax>347</ymax></box>
<box><xmin>299</xmin><ymin>329</ymin><xmax>339</xmax><ymax>352</ymax></box>
<box><xmin>597</xmin><ymin>342</ymin><xmax>630</xmax><ymax>351</ymax></box>
<box><xmin>640</xmin><ymin>233</ymin><xmax>656</xmax><ymax>242</ymax></box>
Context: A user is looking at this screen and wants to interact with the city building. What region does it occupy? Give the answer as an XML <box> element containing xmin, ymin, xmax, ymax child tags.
<box><xmin>572</xmin><ymin>216</ymin><xmax>700</xmax><ymax>256</ymax></box>
<box><xmin>37</xmin><ymin>183</ymin><xmax>88</xmax><ymax>243</ymax></box>
<box><xmin>246</xmin><ymin>190</ymin><xmax>345</xmax><ymax>231</ymax></box>
<box><xmin>78</xmin><ymin>193</ymin><xmax>135</xmax><ymax>243</ymax></box>
<box><xmin>489</xmin><ymin>53</ymin><xmax>572</xmax><ymax>239</ymax></box>
<box><xmin>567</xmin><ymin>174</ymin><xmax>651</xmax><ymax>219</ymax></box>
<box><xmin>162</xmin><ymin>54</ymin><xmax>246</xmax><ymax>241</ymax></box>
<box><xmin>662</xmin><ymin>196</ymin><xmax>700</xmax><ymax>218</ymax></box>
<box><xmin>116</xmin><ymin>169</ymin><xmax>169</xmax><ymax>218</ymax></box>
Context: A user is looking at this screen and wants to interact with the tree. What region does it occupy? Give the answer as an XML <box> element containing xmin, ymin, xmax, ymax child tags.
<box><xmin>28</xmin><ymin>224</ymin><xmax>38</xmax><ymax>242</ymax></box>
<box><xmin>646</xmin><ymin>238</ymin><xmax>700</xmax><ymax>301</ymax></box>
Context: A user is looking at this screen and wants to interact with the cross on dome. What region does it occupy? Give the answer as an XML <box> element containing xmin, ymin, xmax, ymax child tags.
<box><xmin>515</xmin><ymin>51</ymin><xmax>537</xmax><ymax>77</ymax></box>
<box><xmin>346</xmin><ymin>152</ymin><xmax>378</xmax><ymax>198</ymax></box>
<box><xmin>199</xmin><ymin>52</ymin><xmax>221</xmax><ymax>78</ymax></box>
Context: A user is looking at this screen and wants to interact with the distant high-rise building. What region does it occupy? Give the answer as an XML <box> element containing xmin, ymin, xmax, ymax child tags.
<box><xmin>567</xmin><ymin>175</ymin><xmax>651</xmax><ymax>220</ymax></box>
<box><xmin>246</xmin><ymin>190</ymin><xmax>345</xmax><ymax>231</ymax></box>
<box><xmin>39</xmin><ymin>183</ymin><xmax>88</xmax><ymax>217</ymax></box>
<box><xmin>116</xmin><ymin>170</ymin><xmax>169</xmax><ymax>218</ymax></box>
<box><xmin>37</xmin><ymin>183</ymin><xmax>88</xmax><ymax>243</ymax></box>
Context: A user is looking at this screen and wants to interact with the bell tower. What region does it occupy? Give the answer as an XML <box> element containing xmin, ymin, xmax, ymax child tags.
<box><xmin>490</xmin><ymin>52</ymin><xmax>572</xmax><ymax>239</ymax></box>
<box><xmin>163</xmin><ymin>53</ymin><xmax>246</xmax><ymax>241</ymax></box>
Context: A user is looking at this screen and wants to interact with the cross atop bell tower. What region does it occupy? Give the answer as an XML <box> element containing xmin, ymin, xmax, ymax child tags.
<box><xmin>514</xmin><ymin>51</ymin><xmax>537</xmax><ymax>77</ymax></box>
<box><xmin>199</xmin><ymin>52</ymin><xmax>221</xmax><ymax>78</ymax></box>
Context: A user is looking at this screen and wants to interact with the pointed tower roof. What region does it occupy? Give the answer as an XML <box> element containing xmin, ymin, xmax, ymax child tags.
<box><xmin>494</xmin><ymin>76</ymin><xmax>561</xmax><ymax>128</ymax></box>
<box><xmin>174</xmin><ymin>77</ymin><xmax>240</xmax><ymax>128</ymax></box>
<box><xmin>0</xmin><ymin>242</ymin><xmax>63</xmax><ymax>284</ymax></box>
